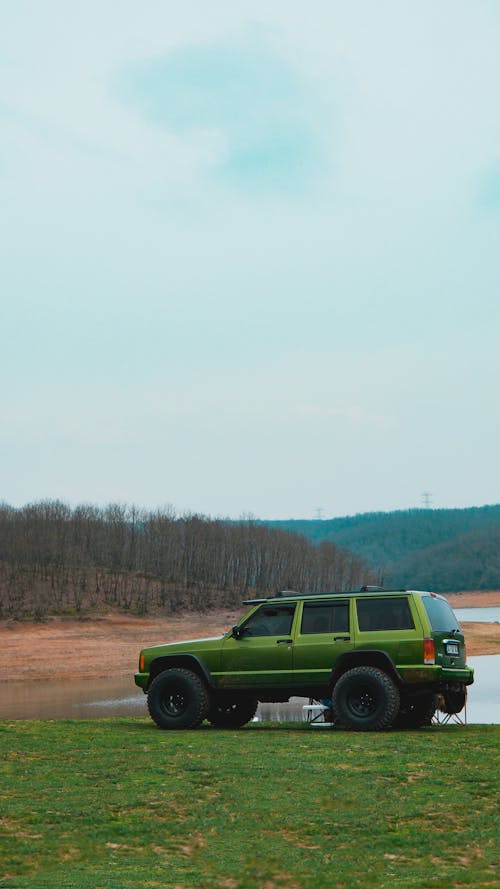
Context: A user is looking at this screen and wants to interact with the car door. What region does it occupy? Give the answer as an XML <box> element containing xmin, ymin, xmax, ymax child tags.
<box><xmin>217</xmin><ymin>603</ymin><xmax>297</xmax><ymax>689</ymax></box>
<box><xmin>292</xmin><ymin>599</ymin><xmax>354</xmax><ymax>690</ymax></box>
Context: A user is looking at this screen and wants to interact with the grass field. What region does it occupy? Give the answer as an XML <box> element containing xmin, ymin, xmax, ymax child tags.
<box><xmin>1</xmin><ymin>720</ymin><xmax>499</xmax><ymax>889</ymax></box>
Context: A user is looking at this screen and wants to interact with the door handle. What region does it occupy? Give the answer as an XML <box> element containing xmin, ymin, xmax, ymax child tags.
<box><xmin>276</xmin><ymin>639</ymin><xmax>293</xmax><ymax>644</ymax></box>
<box><xmin>334</xmin><ymin>636</ymin><xmax>351</xmax><ymax>642</ymax></box>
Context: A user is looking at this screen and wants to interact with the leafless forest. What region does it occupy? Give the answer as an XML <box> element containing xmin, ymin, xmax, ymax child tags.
<box><xmin>0</xmin><ymin>501</ymin><xmax>378</xmax><ymax>619</ymax></box>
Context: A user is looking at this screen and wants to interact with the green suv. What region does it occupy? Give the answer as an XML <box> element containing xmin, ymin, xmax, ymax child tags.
<box><xmin>134</xmin><ymin>588</ymin><xmax>474</xmax><ymax>731</ymax></box>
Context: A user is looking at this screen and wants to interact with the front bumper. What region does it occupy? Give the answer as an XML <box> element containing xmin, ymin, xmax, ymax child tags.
<box><xmin>134</xmin><ymin>672</ymin><xmax>149</xmax><ymax>691</ymax></box>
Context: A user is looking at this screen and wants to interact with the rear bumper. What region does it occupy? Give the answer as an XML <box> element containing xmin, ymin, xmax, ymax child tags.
<box><xmin>399</xmin><ymin>665</ymin><xmax>474</xmax><ymax>685</ymax></box>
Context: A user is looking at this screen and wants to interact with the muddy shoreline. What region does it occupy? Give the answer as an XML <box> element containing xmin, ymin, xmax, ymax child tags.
<box><xmin>2</xmin><ymin>591</ymin><xmax>499</xmax><ymax>683</ymax></box>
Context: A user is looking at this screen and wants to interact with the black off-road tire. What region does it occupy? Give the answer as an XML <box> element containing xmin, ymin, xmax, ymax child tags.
<box><xmin>439</xmin><ymin>686</ymin><xmax>467</xmax><ymax>715</ymax></box>
<box><xmin>147</xmin><ymin>668</ymin><xmax>209</xmax><ymax>730</ymax></box>
<box><xmin>207</xmin><ymin>696</ymin><xmax>258</xmax><ymax>728</ymax></box>
<box><xmin>332</xmin><ymin>666</ymin><xmax>400</xmax><ymax>731</ymax></box>
<box><xmin>393</xmin><ymin>693</ymin><xmax>437</xmax><ymax>729</ymax></box>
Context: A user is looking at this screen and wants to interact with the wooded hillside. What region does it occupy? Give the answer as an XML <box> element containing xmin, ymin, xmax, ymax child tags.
<box><xmin>0</xmin><ymin>501</ymin><xmax>377</xmax><ymax>619</ymax></box>
<box><xmin>265</xmin><ymin>505</ymin><xmax>500</xmax><ymax>591</ymax></box>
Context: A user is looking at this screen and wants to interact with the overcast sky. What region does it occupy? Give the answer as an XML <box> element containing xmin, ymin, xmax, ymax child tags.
<box><xmin>1</xmin><ymin>1</ymin><xmax>499</xmax><ymax>519</ymax></box>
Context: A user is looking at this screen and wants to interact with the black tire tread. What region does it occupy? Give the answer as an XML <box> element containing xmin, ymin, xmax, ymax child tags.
<box><xmin>332</xmin><ymin>665</ymin><xmax>400</xmax><ymax>732</ymax></box>
<box><xmin>439</xmin><ymin>686</ymin><xmax>467</xmax><ymax>715</ymax></box>
<box><xmin>393</xmin><ymin>693</ymin><xmax>437</xmax><ymax>729</ymax></box>
<box><xmin>147</xmin><ymin>668</ymin><xmax>209</xmax><ymax>730</ymax></box>
<box><xmin>207</xmin><ymin>697</ymin><xmax>258</xmax><ymax>729</ymax></box>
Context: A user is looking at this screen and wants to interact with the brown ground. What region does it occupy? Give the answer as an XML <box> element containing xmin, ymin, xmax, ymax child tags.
<box><xmin>445</xmin><ymin>590</ymin><xmax>500</xmax><ymax>608</ymax></box>
<box><xmin>2</xmin><ymin>591</ymin><xmax>499</xmax><ymax>682</ymax></box>
<box><xmin>0</xmin><ymin>610</ymin><xmax>242</xmax><ymax>681</ymax></box>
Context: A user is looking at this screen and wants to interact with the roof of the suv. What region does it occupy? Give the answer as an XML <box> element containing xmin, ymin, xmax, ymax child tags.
<box><xmin>242</xmin><ymin>588</ymin><xmax>435</xmax><ymax>605</ymax></box>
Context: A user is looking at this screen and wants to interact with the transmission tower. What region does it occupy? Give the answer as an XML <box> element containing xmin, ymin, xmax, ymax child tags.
<box><xmin>421</xmin><ymin>491</ymin><xmax>432</xmax><ymax>509</ymax></box>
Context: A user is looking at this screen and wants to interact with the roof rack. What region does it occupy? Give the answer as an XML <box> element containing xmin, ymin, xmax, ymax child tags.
<box><xmin>242</xmin><ymin>597</ymin><xmax>269</xmax><ymax>605</ymax></box>
<box><xmin>242</xmin><ymin>587</ymin><xmax>408</xmax><ymax>605</ymax></box>
<box><xmin>276</xmin><ymin>589</ymin><xmax>303</xmax><ymax>597</ymax></box>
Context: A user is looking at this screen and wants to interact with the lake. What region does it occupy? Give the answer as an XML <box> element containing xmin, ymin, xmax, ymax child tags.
<box><xmin>454</xmin><ymin>607</ymin><xmax>500</xmax><ymax>623</ymax></box>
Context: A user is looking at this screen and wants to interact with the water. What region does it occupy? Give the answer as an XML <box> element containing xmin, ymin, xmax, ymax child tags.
<box><xmin>454</xmin><ymin>607</ymin><xmax>500</xmax><ymax>623</ymax></box>
<box><xmin>466</xmin><ymin>655</ymin><xmax>500</xmax><ymax>724</ymax></box>
<box><xmin>0</xmin><ymin>676</ymin><xmax>145</xmax><ymax>720</ymax></box>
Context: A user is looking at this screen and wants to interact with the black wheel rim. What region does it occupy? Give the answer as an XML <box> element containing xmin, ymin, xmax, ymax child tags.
<box><xmin>219</xmin><ymin>703</ymin><xmax>238</xmax><ymax>715</ymax></box>
<box><xmin>346</xmin><ymin>684</ymin><xmax>378</xmax><ymax>718</ymax></box>
<box><xmin>160</xmin><ymin>686</ymin><xmax>188</xmax><ymax>718</ymax></box>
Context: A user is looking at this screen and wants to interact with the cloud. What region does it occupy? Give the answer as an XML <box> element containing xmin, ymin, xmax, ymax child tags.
<box><xmin>117</xmin><ymin>35</ymin><xmax>319</xmax><ymax>192</ymax></box>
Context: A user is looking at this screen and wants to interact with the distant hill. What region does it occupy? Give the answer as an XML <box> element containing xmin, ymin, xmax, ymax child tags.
<box><xmin>263</xmin><ymin>505</ymin><xmax>500</xmax><ymax>592</ymax></box>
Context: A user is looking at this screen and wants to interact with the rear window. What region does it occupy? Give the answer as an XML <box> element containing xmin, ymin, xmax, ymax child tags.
<box><xmin>356</xmin><ymin>597</ymin><xmax>414</xmax><ymax>631</ymax></box>
<box><xmin>422</xmin><ymin>596</ymin><xmax>460</xmax><ymax>632</ymax></box>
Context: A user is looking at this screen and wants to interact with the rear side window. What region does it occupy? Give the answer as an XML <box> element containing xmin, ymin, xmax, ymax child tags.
<box><xmin>356</xmin><ymin>597</ymin><xmax>414</xmax><ymax>631</ymax></box>
<box><xmin>301</xmin><ymin>601</ymin><xmax>349</xmax><ymax>635</ymax></box>
<box><xmin>422</xmin><ymin>596</ymin><xmax>460</xmax><ymax>632</ymax></box>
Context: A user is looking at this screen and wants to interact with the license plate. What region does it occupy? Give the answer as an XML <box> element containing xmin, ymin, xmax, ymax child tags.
<box><xmin>445</xmin><ymin>642</ymin><xmax>459</xmax><ymax>656</ymax></box>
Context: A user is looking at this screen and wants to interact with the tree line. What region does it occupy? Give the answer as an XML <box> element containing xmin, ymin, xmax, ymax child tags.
<box><xmin>0</xmin><ymin>501</ymin><xmax>378</xmax><ymax>619</ymax></box>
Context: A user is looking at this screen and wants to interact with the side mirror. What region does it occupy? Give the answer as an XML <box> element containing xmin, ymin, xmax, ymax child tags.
<box><xmin>232</xmin><ymin>625</ymin><xmax>242</xmax><ymax>639</ymax></box>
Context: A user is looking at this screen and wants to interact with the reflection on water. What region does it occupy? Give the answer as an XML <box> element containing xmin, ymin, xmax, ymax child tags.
<box><xmin>0</xmin><ymin>677</ymin><xmax>146</xmax><ymax>720</ymax></box>
<box><xmin>1</xmin><ymin>655</ymin><xmax>498</xmax><ymax>724</ymax></box>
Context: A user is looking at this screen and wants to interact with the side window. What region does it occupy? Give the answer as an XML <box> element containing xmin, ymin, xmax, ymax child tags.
<box><xmin>301</xmin><ymin>601</ymin><xmax>350</xmax><ymax>635</ymax></box>
<box><xmin>356</xmin><ymin>597</ymin><xmax>414</xmax><ymax>631</ymax></box>
<box><xmin>242</xmin><ymin>604</ymin><xmax>296</xmax><ymax>637</ymax></box>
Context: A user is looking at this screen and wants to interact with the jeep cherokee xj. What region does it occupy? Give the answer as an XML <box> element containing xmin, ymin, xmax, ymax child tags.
<box><xmin>134</xmin><ymin>588</ymin><xmax>474</xmax><ymax>731</ymax></box>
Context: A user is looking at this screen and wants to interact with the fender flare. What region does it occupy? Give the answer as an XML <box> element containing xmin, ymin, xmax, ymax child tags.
<box><xmin>330</xmin><ymin>650</ymin><xmax>402</xmax><ymax>688</ymax></box>
<box><xmin>147</xmin><ymin>654</ymin><xmax>214</xmax><ymax>689</ymax></box>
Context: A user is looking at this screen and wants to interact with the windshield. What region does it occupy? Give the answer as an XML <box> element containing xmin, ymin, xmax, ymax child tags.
<box><xmin>422</xmin><ymin>596</ymin><xmax>460</xmax><ymax>632</ymax></box>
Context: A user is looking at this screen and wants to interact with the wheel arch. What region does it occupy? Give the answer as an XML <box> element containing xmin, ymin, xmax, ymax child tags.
<box><xmin>330</xmin><ymin>650</ymin><xmax>402</xmax><ymax>689</ymax></box>
<box><xmin>148</xmin><ymin>655</ymin><xmax>214</xmax><ymax>689</ymax></box>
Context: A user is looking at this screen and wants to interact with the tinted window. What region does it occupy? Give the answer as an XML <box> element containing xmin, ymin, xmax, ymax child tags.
<box><xmin>356</xmin><ymin>597</ymin><xmax>414</xmax><ymax>631</ymax></box>
<box><xmin>423</xmin><ymin>596</ymin><xmax>460</xmax><ymax>632</ymax></box>
<box><xmin>242</xmin><ymin>604</ymin><xmax>296</xmax><ymax>637</ymax></box>
<box><xmin>301</xmin><ymin>602</ymin><xmax>349</xmax><ymax>635</ymax></box>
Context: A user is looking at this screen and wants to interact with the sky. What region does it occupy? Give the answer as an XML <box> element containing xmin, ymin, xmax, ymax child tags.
<box><xmin>1</xmin><ymin>0</ymin><xmax>499</xmax><ymax>520</ymax></box>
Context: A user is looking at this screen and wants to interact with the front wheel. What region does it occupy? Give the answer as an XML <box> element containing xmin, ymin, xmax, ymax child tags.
<box><xmin>147</xmin><ymin>668</ymin><xmax>209</xmax><ymax>729</ymax></box>
<box><xmin>207</xmin><ymin>696</ymin><xmax>258</xmax><ymax>728</ymax></box>
<box><xmin>332</xmin><ymin>666</ymin><xmax>400</xmax><ymax>731</ymax></box>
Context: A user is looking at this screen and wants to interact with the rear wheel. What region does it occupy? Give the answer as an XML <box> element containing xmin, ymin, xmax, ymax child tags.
<box><xmin>332</xmin><ymin>666</ymin><xmax>400</xmax><ymax>731</ymax></box>
<box><xmin>147</xmin><ymin>668</ymin><xmax>209</xmax><ymax>730</ymax></box>
<box><xmin>207</xmin><ymin>696</ymin><xmax>258</xmax><ymax>728</ymax></box>
<box><xmin>393</xmin><ymin>693</ymin><xmax>437</xmax><ymax>728</ymax></box>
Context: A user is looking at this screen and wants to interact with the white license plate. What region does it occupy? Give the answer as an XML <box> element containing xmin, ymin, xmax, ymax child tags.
<box><xmin>446</xmin><ymin>642</ymin><xmax>459</xmax><ymax>656</ymax></box>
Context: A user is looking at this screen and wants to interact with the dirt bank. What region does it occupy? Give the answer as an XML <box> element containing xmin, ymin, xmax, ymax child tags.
<box><xmin>445</xmin><ymin>590</ymin><xmax>500</xmax><ymax>608</ymax></box>
<box><xmin>1</xmin><ymin>610</ymin><xmax>241</xmax><ymax>682</ymax></box>
<box><xmin>2</xmin><ymin>592</ymin><xmax>498</xmax><ymax>683</ymax></box>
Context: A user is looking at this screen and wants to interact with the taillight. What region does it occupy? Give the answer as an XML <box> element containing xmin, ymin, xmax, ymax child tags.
<box><xmin>423</xmin><ymin>638</ymin><xmax>435</xmax><ymax>664</ymax></box>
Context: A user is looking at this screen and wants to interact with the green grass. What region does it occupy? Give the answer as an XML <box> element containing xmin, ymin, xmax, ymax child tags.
<box><xmin>1</xmin><ymin>720</ymin><xmax>499</xmax><ymax>889</ymax></box>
